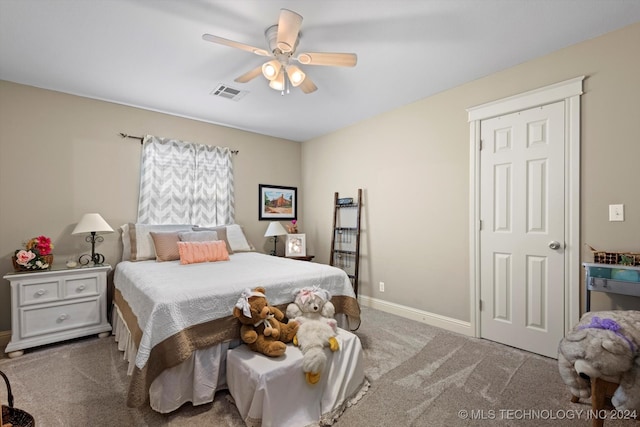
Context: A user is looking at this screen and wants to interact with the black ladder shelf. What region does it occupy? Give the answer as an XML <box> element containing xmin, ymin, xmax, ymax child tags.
<box><xmin>330</xmin><ymin>189</ymin><xmax>362</xmax><ymax>296</ymax></box>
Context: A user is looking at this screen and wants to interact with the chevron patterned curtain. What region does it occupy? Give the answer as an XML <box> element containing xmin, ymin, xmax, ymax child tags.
<box><xmin>137</xmin><ymin>135</ymin><xmax>235</xmax><ymax>225</ymax></box>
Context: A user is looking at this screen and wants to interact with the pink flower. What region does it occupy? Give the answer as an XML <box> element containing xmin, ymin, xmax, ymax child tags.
<box><xmin>34</xmin><ymin>235</ymin><xmax>53</xmax><ymax>255</ymax></box>
<box><xmin>15</xmin><ymin>249</ymin><xmax>36</xmax><ymax>266</ymax></box>
<box><xmin>285</xmin><ymin>219</ymin><xmax>298</xmax><ymax>233</ymax></box>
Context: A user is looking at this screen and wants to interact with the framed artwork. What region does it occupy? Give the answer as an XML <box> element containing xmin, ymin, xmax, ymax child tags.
<box><xmin>259</xmin><ymin>184</ymin><xmax>297</xmax><ymax>220</ymax></box>
<box><xmin>285</xmin><ymin>234</ymin><xmax>306</xmax><ymax>257</ymax></box>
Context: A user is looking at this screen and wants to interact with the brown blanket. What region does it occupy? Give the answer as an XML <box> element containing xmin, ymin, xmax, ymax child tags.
<box><xmin>113</xmin><ymin>288</ymin><xmax>361</xmax><ymax>407</ymax></box>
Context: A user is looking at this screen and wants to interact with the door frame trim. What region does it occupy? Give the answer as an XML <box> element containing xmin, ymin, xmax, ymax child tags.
<box><xmin>467</xmin><ymin>76</ymin><xmax>584</xmax><ymax>340</ymax></box>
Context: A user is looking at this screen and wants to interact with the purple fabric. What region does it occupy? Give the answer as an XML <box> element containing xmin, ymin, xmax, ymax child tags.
<box><xmin>578</xmin><ymin>316</ymin><xmax>636</xmax><ymax>351</ymax></box>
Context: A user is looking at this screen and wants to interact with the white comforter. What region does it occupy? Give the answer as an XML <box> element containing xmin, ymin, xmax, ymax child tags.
<box><xmin>114</xmin><ymin>252</ymin><xmax>356</xmax><ymax>369</ymax></box>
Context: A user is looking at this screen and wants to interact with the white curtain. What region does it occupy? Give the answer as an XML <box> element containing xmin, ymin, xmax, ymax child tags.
<box><xmin>137</xmin><ymin>135</ymin><xmax>234</xmax><ymax>226</ymax></box>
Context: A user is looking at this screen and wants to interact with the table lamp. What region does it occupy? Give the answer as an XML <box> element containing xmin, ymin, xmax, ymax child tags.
<box><xmin>264</xmin><ymin>221</ymin><xmax>287</xmax><ymax>256</ymax></box>
<box><xmin>72</xmin><ymin>213</ymin><xmax>114</xmax><ymax>265</ymax></box>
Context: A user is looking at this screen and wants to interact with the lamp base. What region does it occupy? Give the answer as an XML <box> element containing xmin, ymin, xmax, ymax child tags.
<box><xmin>269</xmin><ymin>236</ymin><xmax>279</xmax><ymax>256</ymax></box>
<box><xmin>78</xmin><ymin>253</ymin><xmax>106</xmax><ymax>266</ymax></box>
<box><xmin>78</xmin><ymin>232</ymin><xmax>106</xmax><ymax>265</ymax></box>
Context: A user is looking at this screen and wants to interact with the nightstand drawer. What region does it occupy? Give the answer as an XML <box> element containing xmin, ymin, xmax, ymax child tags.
<box><xmin>19</xmin><ymin>279</ymin><xmax>60</xmax><ymax>306</ymax></box>
<box><xmin>20</xmin><ymin>298</ymin><xmax>101</xmax><ymax>338</ymax></box>
<box><xmin>63</xmin><ymin>275</ymin><xmax>99</xmax><ymax>299</ymax></box>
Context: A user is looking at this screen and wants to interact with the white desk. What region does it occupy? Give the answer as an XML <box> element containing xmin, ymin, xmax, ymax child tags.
<box><xmin>583</xmin><ymin>263</ymin><xmax>640</xmax><ymax>312</ymax></box>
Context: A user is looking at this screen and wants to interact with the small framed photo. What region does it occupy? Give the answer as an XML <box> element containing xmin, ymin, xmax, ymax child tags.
<box><xmin>285</xmin><ymin>234</ymin><xmax>306</xmax><ymax>257</ymax></box>
<box><xmin>259</xmin><ymin>184</ymin><xmax>297</xmax><ymax>220</ymax></box>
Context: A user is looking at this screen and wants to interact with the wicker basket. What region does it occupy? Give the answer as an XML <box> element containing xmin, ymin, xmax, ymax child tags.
<box><xmin>11</xmin><ymin>255</ymin><xmax>53</xmax><ymax>272</ymax></box>
<box><xmin>1</xmin><ymin>370</ymin><xmax>35</xmax><ymax>427</ymax></box>
<box><xmin>589</xmin><ymin>245</ymin><xmax>640</xmax><ymax>266</ymax></box>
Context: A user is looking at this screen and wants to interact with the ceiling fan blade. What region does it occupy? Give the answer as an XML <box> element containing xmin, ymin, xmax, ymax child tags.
<box><xmin>202</xmin><ymin>34</ymin><xmax>270</xmax><ymax>57</ymax></box>
<box><xmin>276</xmin><ymin>9</ymin><xmax>303</xmax><ymax>53</ymax></box>
<box><xmin>296</xmin><ymin>52</ymin><xmax>357</xmax><ymax>67</ymax></box>
<box><xmin>299</xmin><ymin>76</ymin><xmax>317</xmax><ymax>94</ymax></box>
<box><xmin>234</xmin><ymin>65</ymin><xmax>263</xmax><ymax>83</ymax></box>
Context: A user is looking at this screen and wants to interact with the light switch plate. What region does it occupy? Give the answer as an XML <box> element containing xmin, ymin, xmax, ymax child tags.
<box><xmin>609</xmin><ymin>204</ymin><xmax>624</xmax><ymax>221</ymax></box>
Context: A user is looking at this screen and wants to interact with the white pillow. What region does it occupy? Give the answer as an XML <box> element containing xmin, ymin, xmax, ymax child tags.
<box><xmin>226</xmin><ymin>224</ymin><xmax>255</xmax><ymax>252</ymax></box>
<box><xmin>178</xmin><ymin>231</ymin><xmax>218</xmax><ymax>242</ymax></box>
<box><xmin>120</xmin><ymin>223</ymin><xmax>131</xmax><ymax>262</ymax></box>
<box><xmin>128</xmin><ymin>223</ymin><xmax>193</xmax><ymax>261</ymax></box>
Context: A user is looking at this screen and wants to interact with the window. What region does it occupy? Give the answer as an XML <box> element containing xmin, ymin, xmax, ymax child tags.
<box><xmin>137</xmin><ymin>135</ymin><xmax>234</xmax><ymax>226</ymax></box>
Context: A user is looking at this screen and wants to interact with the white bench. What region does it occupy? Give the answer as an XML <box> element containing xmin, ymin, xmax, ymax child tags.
<box><xmin>227</xmin><ymin>328</ymin><xmax>367</xmax><ymax>427</ymax></box>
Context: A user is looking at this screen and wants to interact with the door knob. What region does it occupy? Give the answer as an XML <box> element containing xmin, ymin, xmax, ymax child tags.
<box><xmin>549</xmin><ymin>241</ymin><xmax>561</xmax><ymax>250</ymax></box>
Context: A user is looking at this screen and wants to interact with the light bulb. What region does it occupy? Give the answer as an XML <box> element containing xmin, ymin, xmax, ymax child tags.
<box><xmin>264</xmin><ymin>64</ymin><xmax>277</xmax><ymax>78</ymax></box>
<box><xmin>269</xmin><ymin>69</ymin><xmax>285</xmax><ymax>91</ymax></box>
<box><xmin>269</xmin><ymin>79</ymin><xmax>284</xmax><ymax>91</ymax></box>
<box><xmin>286</xmin><ymin>65</ymin><xmax>306</xmax><ymax>87</ymax></box>
<box><xmin>261</xmin><ymin>60</ymin><xmax>281</xmax><ymax>81</ymax></box>
<box><xmin>290</xmin><ymin>71</ymin><xmax>303</xmax><ymax>83</ymax></box>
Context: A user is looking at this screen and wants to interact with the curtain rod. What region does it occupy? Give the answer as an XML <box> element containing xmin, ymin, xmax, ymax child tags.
<box><xmin>119</xmin><ymin>133</ymin><xmax>239</xmax><ymax>154</ymax></box>
<box><xmin>119</xmin><ymin>132</ymin><xmax>144</xmax><ymax>143</ymax></box>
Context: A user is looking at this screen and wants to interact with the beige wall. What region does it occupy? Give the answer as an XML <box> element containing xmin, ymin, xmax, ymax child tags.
<box><xmin>302</xmin><ymin>22</ymin><xmax>640</xmax><ymax>322</ymax></box>
<box><xmin>0</xmin><ymin>82</ymin><xmax>301</xmax><ymax>330</ymax></box>
<box><xmin>1</xmin><ymin>22</ymin><xmax>639</xmax><ymax>334</ymax></box>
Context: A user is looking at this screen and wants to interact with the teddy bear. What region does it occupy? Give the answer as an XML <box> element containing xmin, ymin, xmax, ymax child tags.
<box><xmin>558</xmin><ymin>310</ymin><xmax>640</xmax><ymax>412</ymax></box>
<box><xmin>233</xmin><ymin>287</ymin><xmax>299</xmax><ymax>357</ymax></box>
<box><xmin>286</xmin><ymin>286</ymin><xmax>340</xmax><ymax>384</ymax></box>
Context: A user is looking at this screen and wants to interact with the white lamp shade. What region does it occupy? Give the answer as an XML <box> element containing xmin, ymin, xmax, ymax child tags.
<box><xmin>262</xmin><ymin>59</ymin><xmax>281</xmax><ymax>81</ymax></box>
<box><xmin>72</xmin><ymin>213</ymin><xmax>114</xmax><ymax>235</ymax></box>
<box><xmin>286</xmin><ymin>65</ymin><xmax>306</xmax><ymax>87</ymax></box>
<box><xmin>264</xmin><ymin>221</ymin><xmax>287</xmax><ymax>237</ymax></box>
<box><xmin>268</xmin><ymin>69</ymin><xmax>285</xmax><ymax>91</ymax></box>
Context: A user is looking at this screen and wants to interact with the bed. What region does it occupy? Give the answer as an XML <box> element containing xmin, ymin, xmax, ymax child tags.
<box><xmin>112</xmin><ymin>224</ymin><xmax>361</xmax><ymax>413</ymax></box>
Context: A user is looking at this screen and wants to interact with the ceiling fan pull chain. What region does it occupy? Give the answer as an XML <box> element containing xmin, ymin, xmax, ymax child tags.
<box><xmin>286</xmin><ymin>73</ymin><xmax>291</xmax><ymax>95</ymax></box>
<box><xmin>282</xmin><ymin>71</ymin><xmax>290</xmax><ymax>96</ymax></box>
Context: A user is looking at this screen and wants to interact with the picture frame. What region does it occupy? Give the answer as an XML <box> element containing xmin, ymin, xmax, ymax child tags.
<box><xmin>259</xmin><ymin>184</ymin><xmax>297</xmax><ymax>220</ymax></box>
<box><xmin>285</xmin><ymin>234</ymin><xmax>306</xmax><ymax>257</ymax></box>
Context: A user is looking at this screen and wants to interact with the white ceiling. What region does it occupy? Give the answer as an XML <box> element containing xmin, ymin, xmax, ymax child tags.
<box><xmin>1</xmin><ymin>1</ymin><xmax>639</xmax><ymax>142</ymax></box>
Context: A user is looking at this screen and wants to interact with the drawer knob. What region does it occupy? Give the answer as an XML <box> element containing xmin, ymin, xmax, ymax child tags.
<box><xmin>58</xmin><ymin>313</ymin><xmax>68</xmax><ymax>321</ymax></box>
<box><xmin>77</xmin><ymin>284</ymin><xmax>86</xmax><ymax>291</ymax></box>
<box><xmin>36</xmin><ymin>289</ymin><xmax>47</xmax><ymax>296</ymax></box>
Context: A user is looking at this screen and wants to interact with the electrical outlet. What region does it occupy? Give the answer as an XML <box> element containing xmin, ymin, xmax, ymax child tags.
<box><xmin>379</xmin><ymin>281</ymin><xmax>385</xmax><ymax>292</ymax></box>
<box><xmin>609</xmin><ymin>204</ymin><xmax>624</xmax><ymax>221</ymax></box>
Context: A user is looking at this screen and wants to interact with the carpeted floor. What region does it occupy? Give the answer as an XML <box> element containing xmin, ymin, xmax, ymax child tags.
<box><xmin>1</xmin><ymin>306</ymin><xmax>636</xmax><ymax>426</ymax></box>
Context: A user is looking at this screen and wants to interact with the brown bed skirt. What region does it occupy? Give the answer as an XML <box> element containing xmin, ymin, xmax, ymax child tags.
<box><xmin>113</xmin><ymin>288</ymin><xmax>361</xmax><ymax>407</ymax></box>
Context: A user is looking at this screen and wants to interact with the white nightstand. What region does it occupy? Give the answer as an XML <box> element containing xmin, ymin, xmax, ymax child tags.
<box><xmin>3</xmin><ymin>264</ymin><xmax>112</xmax><ymax>358</ymax></box>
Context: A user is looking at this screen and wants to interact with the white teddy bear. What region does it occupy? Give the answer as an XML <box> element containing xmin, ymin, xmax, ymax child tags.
<box><xmin>558</xmin><ymin>310</ymin><xmax>640</xmax><ymax>412</ymax></box>
<box><xmin>286</xmin><ymin>286</ymin><xmax>339</xmax><ymax>384</ymax></box>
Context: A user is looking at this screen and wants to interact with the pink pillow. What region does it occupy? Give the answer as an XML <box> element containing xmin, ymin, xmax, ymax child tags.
<box><xmin>177</xmin><ymin>240</ymin><xmax>230</xmax><ymax>265</ymax></box>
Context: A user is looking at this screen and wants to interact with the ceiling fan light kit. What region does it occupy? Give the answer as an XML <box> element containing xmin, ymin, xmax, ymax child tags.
<box><xmin>286</xmin><ymin>65</ymin><xmax>305</xmax><ymax>86</ymax></box>
<box><xmin>203</xmin><ymin>8</ymin><xmax>357</xmax><ymax>95</ymax></box>
<box><xmin>269</xmin><ymin>70</ymin><xmax>285</xmax><ymax>91</ymax></box>
<box><xmin>262</xmin><ymin>59</ymin><xmax>280</xmax><ymax>80</ymax></box>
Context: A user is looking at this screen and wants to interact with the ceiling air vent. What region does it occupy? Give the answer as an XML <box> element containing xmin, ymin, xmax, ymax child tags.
<box><xmin>210</xmin><ymin>84</ymin><xmax>248</xmax><ymax>101</ymax></box>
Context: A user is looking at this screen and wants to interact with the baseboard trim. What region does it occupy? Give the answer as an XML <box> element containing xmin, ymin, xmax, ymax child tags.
<box><xmin>358</xmin><ymin>295</ymin><xmax>473</xmax><ymax>337</ymax></box>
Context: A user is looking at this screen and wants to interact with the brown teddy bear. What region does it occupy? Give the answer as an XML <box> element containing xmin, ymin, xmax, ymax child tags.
<box><xmin>233</xmin><ymin>286</ymin><xmax>299</xmax><ymax>357</ymax></box>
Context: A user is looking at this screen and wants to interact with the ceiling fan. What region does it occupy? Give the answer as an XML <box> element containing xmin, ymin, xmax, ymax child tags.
<box><xmin>202</xmin><ymin>8</ymin><xmax>357</xmax><ymax>94</ymax></box>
